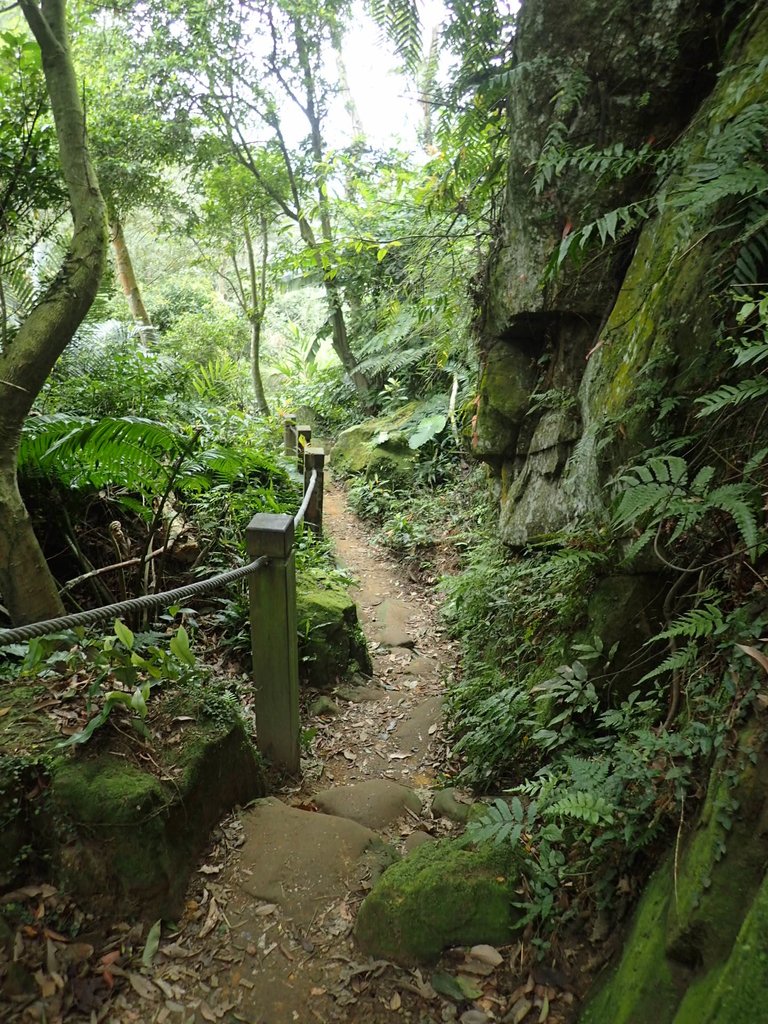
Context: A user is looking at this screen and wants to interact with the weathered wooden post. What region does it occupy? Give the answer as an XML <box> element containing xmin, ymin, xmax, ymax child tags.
<box><xmin>303</xmin><ymin>446</ymin><xmax>325</xmax><ymax>537</ymax></box>
<box><xmin>283</xmin><ymin>415</ymin><xmax>296</xmax><ymax>458</ymax></box>
<box><xmin>246</xmin><ymin>513</ymin><xmax>300</xmax><ymax>774</ymax></box>
<box><xmin>296</xmin><ymin>424</ymin><xmax>311</xmax><ymax>472</ymax></box>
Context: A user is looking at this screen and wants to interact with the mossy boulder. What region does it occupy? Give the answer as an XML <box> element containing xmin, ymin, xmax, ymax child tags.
<box><xmin>579</xmin><ymin>724</ymin><xmax>768</xmax><ymax>1023</ymax></box>
<box><xmin>331</xmin><ymin>399</ymin><xmax>446</xmax><ymax>486</ymax></box>
<box><xmin>52</xmin><ymin>715</ymin><xmax>264</xmax><ymax>917</ymax></box>
<box><xmin>297</xmin><ymin>586</ymin><xmax>372</xmax><ymax>688</ymax></box>
<box><xmin>0</xmin><ymin>682</ymin><xmax>266</xmax><ymax>919</ymax></box>
<box><xmin>354</xmin><ymin>837</ymin><xmax>520</xmax><ymax>964</ymax></box>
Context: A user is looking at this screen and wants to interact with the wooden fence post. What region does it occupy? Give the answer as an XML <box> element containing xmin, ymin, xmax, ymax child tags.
<box><xmin>283</xmin><ymin>415</ymin><xmax>296</xmax><ymax>458</ymax></box>
<box><xmin>296</xmin><ymin>424</ymin><xmax>311</xmax><ymax>472</ymax></box>
<box><xmin>303</xmin><ymin>446</ymin><xmax>325</xmax><ymax>537</ymax></box>
<box><xmin>245</xmin><ymin>513</ymin><xmax>300</xmax><ymax>774</ymax></box>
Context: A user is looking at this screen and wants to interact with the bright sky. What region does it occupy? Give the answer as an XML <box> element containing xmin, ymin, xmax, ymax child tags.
<box><xmin>339</xmin><ymin>0</ymin><xmax>447</xmax><ymax>151</ymax></box>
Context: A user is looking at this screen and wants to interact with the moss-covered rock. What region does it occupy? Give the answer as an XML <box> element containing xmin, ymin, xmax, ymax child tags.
<box><xmin>474</xmin><ymin>0</ymin><xmax>751</xmax><ymax>547</ymax></box>
<box><xmin>354</xmin><ymin>837</ymin><xmax>520</xmax><ymax>964</ymax></box>
<box><xmin>297</xmin><ymin>586</ymin><xmax>371</xmax><ymax>688</ymax></box>
<box><xmin>579</xmin><ymin>724</ymin><xmax>768</xmax><ymax>1023</ymax></box>
<box><xmin>0</xmin><ymin>680</ymin><xmax>266</xmax><ymax>920</ymax></box>
<box><xmin>53</xmin><ymin>716</ymin><xmax>264</xmax><ymax>917</ymax></box>
<box><xmin>331</xmin><ymin>399</ymin><xmax>448</xmax><ymax>486</ymax></box>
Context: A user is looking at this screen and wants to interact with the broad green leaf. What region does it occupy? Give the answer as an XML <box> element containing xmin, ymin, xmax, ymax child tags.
<box><xmin>142</xmin><ymin>919</ymin><xmax>162</xmax><ymax>967</ymax></box>
<box><xmin>114</xmin><ymin>619</ymin><xmax>134</xmax><ymax>649</ymax></box>
<box><xmin>407</xmin><ymin>413</ymin><xmax>447</xmax><ymax>450</ymax></box>
<box><xmin>169</xmin><ymin>626</ymin><xmax>195</xmax><ymax>667</ymax></box>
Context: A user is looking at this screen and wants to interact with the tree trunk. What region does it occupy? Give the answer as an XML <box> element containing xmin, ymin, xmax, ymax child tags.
<box><xmin>249</xmin><ymin>318</ymin><xmax>269</xmax><ymax>415</ymax></box>
<box><xmin>243</xmin><ymin>214</ymin><xmax>270</xmax><ymax>416</ymax></box>
<box><xmin>109</xmin><ymin>215</ymin><xmax>153</xmax><ymax>333</ymax></box>
<box><xmin>0</xmin><ymin>0</ymin><xmax>107</xmax><ymax>625</ymax></box>
<box><xmin>0</xmin><ymin>459</ymin><xmax>64</xmax><ymax>623</ymax></box>
<box><xmin>293</xmin><ymin>16</ymin><xmax>371</xmax><ymax>406</ymax></box>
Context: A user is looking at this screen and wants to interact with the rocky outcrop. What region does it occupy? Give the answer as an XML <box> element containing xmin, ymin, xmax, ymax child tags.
<box><xmin>579</xmin><ymin>722</ymin><xmax>768</xmax><ymax>1023</ymax></box>
<box><xmin>297</xmin><ymin>586</ymin><xmax>372</xmax><ymax>688</ymax></box>
<box><xmin>474</xmin><ymin>0</ymin><xmax>751</xmax><ymax>547</ymax></box>
<box><xmin>354</xmin><ymin>837</ymin><xmax>520</xmax><ymax>964</ymax></box>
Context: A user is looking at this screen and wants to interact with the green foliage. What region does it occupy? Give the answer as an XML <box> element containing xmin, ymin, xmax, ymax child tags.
<box><xmin>444</xmin><ymin>533</ymin><xmax>610</xmax><ymax>784</ymax></box>
<box><xmin>367</xmin><ymin>0</ymin><xmax>421</xmax><ymax>73</ymax></box>
<box><xmin>39</xmin><ymin>322</ymin><xmax>188</xmax><ymax>418</ymax></box>
<box><xmin>10</xmin><ymin>620</ymin><xmax>203</xmax><ymax>748</ymax></box>
<box><xmin>613</xmin><ymin>455</ymin><xmax>763</xmax><ymax>561</ymax></box>
<box><xmin>696</xmin><ymin>291</ymin><xmax>768</xmax><ymax>417</ymax></box>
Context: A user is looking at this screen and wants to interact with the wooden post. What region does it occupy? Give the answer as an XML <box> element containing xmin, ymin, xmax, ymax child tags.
<box><xmin>246</xmin><ymin>513</ymin><xmax>300</xmax><ymax>774</ymax></box>
<box><xmin>296</xmin><ymin>424</ymin><xmax>311</xmax><ymax>472</ymax></box>
<box><xmin>303</xmin><ymin>447</ymin><xmax>325</xmax><ymax>537</ymax></box>
<box><xmin>283</xmin><ymin>415</ymin><xmax>296</xmax><ymax>458</ymax></box>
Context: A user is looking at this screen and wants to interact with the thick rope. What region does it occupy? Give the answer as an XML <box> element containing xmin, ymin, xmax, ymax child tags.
<box><xmin>294</xmin><ymin>468</ymin><xmax>317</xmax><ymax>527</ymax></box>
<box><xmin>0</xmin><ymin>556</ymin><xmax>268</xmax><ymax>646</ymax></box>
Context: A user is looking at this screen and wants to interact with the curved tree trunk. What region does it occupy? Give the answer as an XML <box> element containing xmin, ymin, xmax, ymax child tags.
<box><xmin>0</xmin><ymin>0</ymin><xmax>107</xmax><ymax>625</ymax></box>
<box><xmin>109</xmin><ymin>214</ymin><xmax>153</xmax><ymax>334</ymax></box>
<box><xmin>244</xmin><ymin>215</ymin><xmax>270</xmax><ymax>416</ymax></box>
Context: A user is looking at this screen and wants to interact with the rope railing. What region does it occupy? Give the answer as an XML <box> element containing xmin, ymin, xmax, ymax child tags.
<box><xmin>1</xmin><ymin>432</ymin><xmax>326</xmax><ymax>772</ymax></box>
<box><xmin>0</xmin><ymin>557</ymin><xmax>269</xmax><ymax>646</ymax></box>
<box><xmin>294</xmin><ymin>468</ymin><xmax>317</xmax><ymax>527</ymax></box>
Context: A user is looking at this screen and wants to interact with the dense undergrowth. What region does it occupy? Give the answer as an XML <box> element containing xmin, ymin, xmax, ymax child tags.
<box><xmin>330</xmin><ymin>272</ymin><xmax>768</xmax><ymax>950</ymax></box>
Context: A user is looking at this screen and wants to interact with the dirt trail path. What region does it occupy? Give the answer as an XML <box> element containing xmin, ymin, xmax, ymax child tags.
<box><xmin>115</xmin><ymin>479</ymin><xmax>468</xmax><ymax>1024</ymax></box>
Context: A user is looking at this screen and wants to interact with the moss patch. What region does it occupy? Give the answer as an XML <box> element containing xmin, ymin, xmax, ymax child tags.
<box><xmin>354</xmin><ymin>837</ymin><xmax>520</xmax><ymax>964</ymax></box>
<box><xmin>297</xmin><ymin>586</ymin><xmax>371</xmax><ymax>688</ymax></box>
<box><xmin>579</xmin><ymin>727</ymin><xmax>768</xmax><ymax>1024</ymax></box>
<box><xmin>53</xmin><ymin>717</ymin><xmax>264</xmax><ymax>917</ymax></box>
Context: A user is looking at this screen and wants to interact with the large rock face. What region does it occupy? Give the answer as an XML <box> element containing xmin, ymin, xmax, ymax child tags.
<box><xmin>474</xmin><ymin>0</ymin><xmax>745</xmax><ymax>546</ymax></box>
<box><xmin>579</xmin><ymin>724</ymin><xmax>768</xmax><ymax>1023</ymax></box>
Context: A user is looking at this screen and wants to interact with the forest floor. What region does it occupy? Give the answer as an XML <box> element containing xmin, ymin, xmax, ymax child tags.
<box><xmin>3</xmin><ymin>479</ymin><xmax>582</xmax><ymax>1024</ymax></box>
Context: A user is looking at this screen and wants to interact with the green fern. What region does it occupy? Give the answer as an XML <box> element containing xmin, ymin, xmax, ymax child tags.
<box><xmin>367</xmin><ymin>0</ymin><xmax>421</xmax><ymax>72</ymax></box>
<box><xmin>613</xmin><ymin>455</ymin><xmax>762</xmax><ymax>560</ymax></box>
<box><xmin>561</xmin><ymin>755</ymin><xmax>611</xmax><ymax>793</ymax></box>
<box><xmin>655</xmin><ymin>604</ymin><xmax>727</xmax><ymax>642</ymax></box>
<box><xmin>639</xmin><ymin>641</ymin><xmax>699</xmax><ymax>684</ymax></box>
<box><xmin>545</xmin><ymin>789</ymin><xmax>615</xmax><ymax>826</ymax></box>
<box><xmin>695</xmin><ymin>376</ymin><xmax>768</xmax><ymax>416</ymax></box>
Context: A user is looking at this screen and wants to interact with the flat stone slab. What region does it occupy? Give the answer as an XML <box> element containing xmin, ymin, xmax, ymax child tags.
<box><xmin>333</xmin><ymin>683</ymin><xmax>385</xmax><ymax>703</ymax></box>
<box><xmin>373</xmin><ymin>598</ymin><xmax>415</xmax><ymax>648</ymax></box>
<box><xmin>236</xmin><ymin>798</ymin><xmax>377</xmax><ymax>924</ymax></box>
<box><xmin>314</xmin><ymin>779</ymin><xmax>422</xmax><ymax>829</ymax></box>
<box><xmin>392</xmin><ymin>695</ymin><xmax>444</xmax><ymax>755</ymax></box>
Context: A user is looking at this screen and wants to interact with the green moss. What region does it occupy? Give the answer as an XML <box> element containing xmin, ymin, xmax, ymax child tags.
<box><xmin>297</xmin><ymin>587</ymin><xmax>371</xmax><ymax>687</ymax></box>
<box><xmin>580</xmin><ymin>858</ymin><xmax>686</xmax><ymax>1024</ymax></box>
<box><xmin>50</xmin><ymin>720</ymin><xmax>265</xmax><ymax>918</ymax></box>
<box><xmin>54</xmin><ymin>758</ymin><xmax>166</xmax><ymax>826</ymax></box>
<box><xmin>674</xmin><ymin>871</ymin><xmax>768</xmax><ymax>1022</ymax></box>
<box><xmin>331</xmin><ymin>402</ymin><xmax>422</xmax><ymax>485</ymax></box>
<box><xmin>666</xmin><ymin>735</ymin><xmax>768</xmax><ymax>970</ymax></box>
<box><xmin>354</xmin><ymin>838</ymin><xmax>519</xmax><ymax>964</ymax></box>
<box><xmin>580</xmin><ymin>734</ymin><xmax>768</xmax><ymax>1024</ymax></box>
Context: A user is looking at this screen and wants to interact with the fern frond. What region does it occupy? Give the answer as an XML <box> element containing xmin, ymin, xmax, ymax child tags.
<box><xmin>19</xmin><ymin>415</ymin><xmax>184</xmax><ymax>493</ymax></box>
<box><xmin>366</xmin><ymin>0</ymin><xmax>421</xmax><ymax>72</ymax></box>
<box><xmin>706</xmin><ymin>484</ymin><xmax>760</xmax><ymax>556</ymax></box>
<box><xmin>655</xmin><ymin>604</ymin><xmax>725</xmax><ymax>642</ymax></box>
<box><xmin>639</xmin><ymin>642</ymin><xmax>699</xmax><ymax>683</ymax></box>
<box><xmin>562</xmin><ymin>755</ymin><xmax>610</xmax><ymax>792</ymax></box>
<box><xmin>545</xmin><ymin>790</ymin><xmax>615</xmax><ymax>825</ymax></box>
<box><xmin>696</xmin><ymin>376</ymin><xmax>768</xmax><ymax>416</ymax></box>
